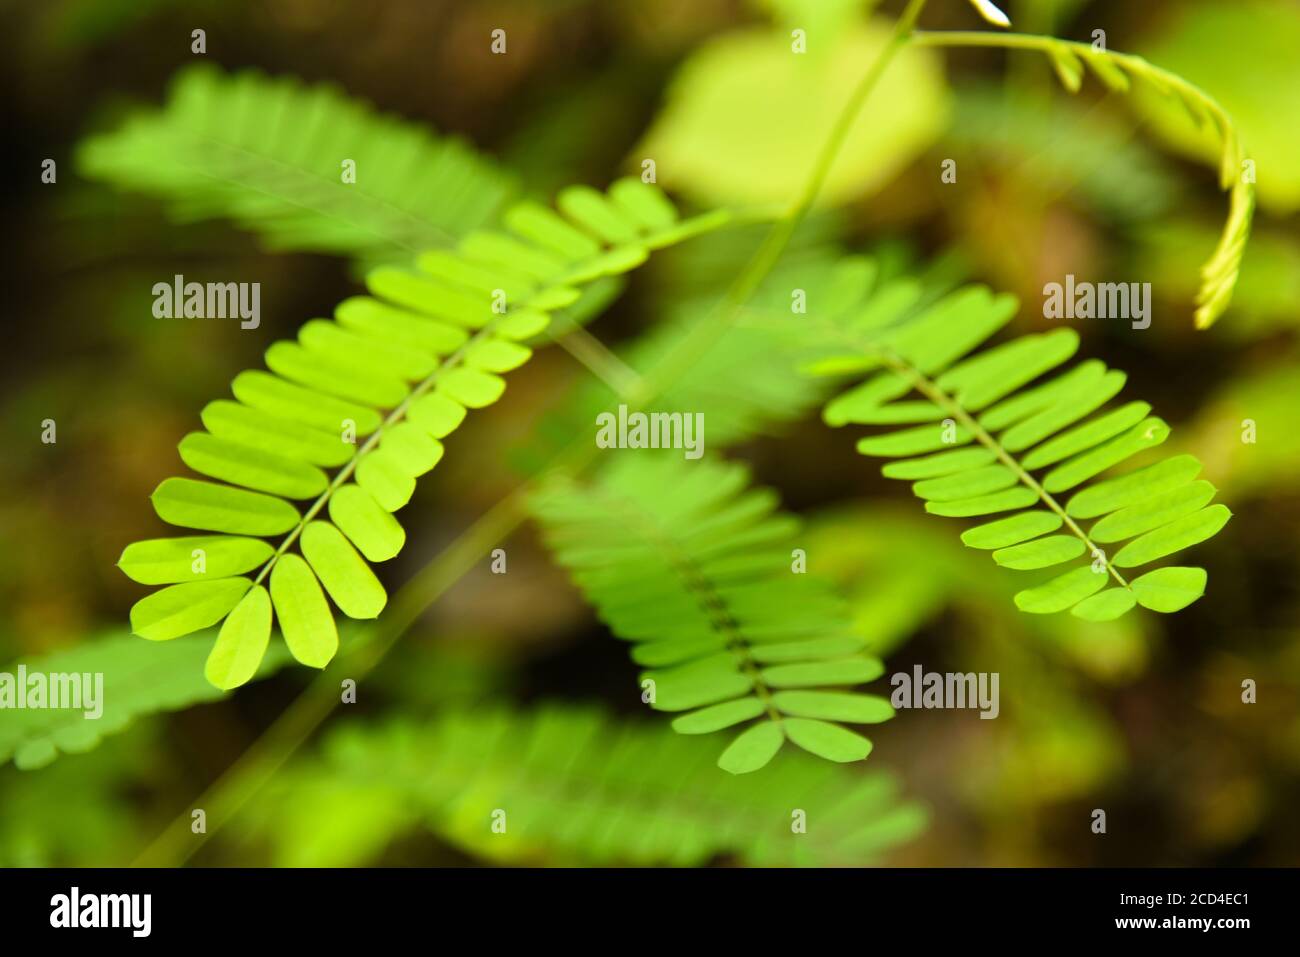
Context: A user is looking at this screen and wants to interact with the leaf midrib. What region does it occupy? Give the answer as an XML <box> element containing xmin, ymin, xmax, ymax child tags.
<box><xmin>582</xmin><ymin>483</ymin><xmax>784</xmax><ymax>723</ymax></box>
<box><xmin>877</xmin><ymin>347</ymin><xmax>1131</xmax><ymax>590</ymax></box>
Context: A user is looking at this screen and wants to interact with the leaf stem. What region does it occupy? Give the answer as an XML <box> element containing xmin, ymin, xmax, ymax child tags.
<box><xmin>877</xmin><ymin>349</ymin><xmax>1129</xmax><ymax>589</ymax></box>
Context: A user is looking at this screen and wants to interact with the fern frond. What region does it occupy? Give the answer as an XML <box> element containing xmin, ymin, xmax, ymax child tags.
<box><xmin>291</xmin><ymin>705</ymin><xmax>926</xmax><ymax>866</ymax></box>
<box><xmin>809</xmin><ymin>278</ymin><xmax>1231</xmax><ymax>620</ymax></box>
<box><xmin>1</xmin><ymin>632</ymin><xmax>292</xmax><ymax>770</ymax></box>
<box><xmin>77</xmin><ymin>65</ymin><xmax>517</xmax><ymax>265</ymax></box>
<box><xmin>531</xmin><ymin>455</ymin><xmax>892</xmax><ymax>773</ymax></box>
<box><xmin>914</xmin><ymin>30</ymin><xmax>1256</xmax><ymax>329</ymax></box>
<box><xmin>119</xmin><ymin>180</ymin><xmax>730</xmax><ymax>690</ymax></box>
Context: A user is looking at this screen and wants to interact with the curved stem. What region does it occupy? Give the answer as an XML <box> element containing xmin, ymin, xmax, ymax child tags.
<box><xmin>911</xmin><ymin>31</ymin><xmax>1240</xmax><ymax>152</ymax></box>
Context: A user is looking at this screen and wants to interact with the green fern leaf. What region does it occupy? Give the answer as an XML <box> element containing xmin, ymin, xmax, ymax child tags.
<box><xmin>119</xmin><ymin>180</ymin><xmax>729</xmax><ymax>689</ymax></box>
<box><xmin>77</xmin><ymin>65</ymin><xmax>517</xmax><ymax>265</ymax></box>
<box><xmin>1</xmin><ymin>632</ymin><xmax>293</xmax><ymax>771</ymax></box>
<box><xmin>812</xmin><ymin>279</ymin><xmax>1230</xmax><ymax>620</ymax></box>
<box><xmin>531</xmin><ymin>455</ymin><xmax>891</xmax><ymax>773</ymax></box>
<box><xmin>288</xmin><ymin>705</ymin><xmax>927</xmax><ymax>866</ymax></box>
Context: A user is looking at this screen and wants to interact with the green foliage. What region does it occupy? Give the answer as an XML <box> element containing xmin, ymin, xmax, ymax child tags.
<box><xmin>120</xmin><ymin>179</ymin><xmax>729</xmax><ymax>689</ymax></box>
<box><xmin>809</xmin><ymin>272</ymin><xmax>1230</xmax><ymax>620</ymax></box>
<box><xmin>0</xmin><ymin>632</ymin><xmax>291</xmax><ymax>770</ymax></box>
<box><xmin>77</xmin><ymin>65</ymin><xmax>517</xmax><ymax>266</ymax></box>
<box><xmin>915</xmin><ymin>31</ymin><xmax>1255</xmax><ymax>329</ymax></box>
<box><xmin>531</xmin><ymin>455</ymin><xmax>892</xmax><ymax>773</ymax></box>
<box><xmin>637</xmin><ymin>18</ymin><xmax>948</xmax><ymax>206</ymax></box>
<box><xmin>1134</xmin><ymin>0</ymin><xmax>1300</xmax><ymax>215</ymax></box>
<box><xmin>277</xmin><ymin>705</ymin><xmax>926</xmax><ymax>865</ymax></box>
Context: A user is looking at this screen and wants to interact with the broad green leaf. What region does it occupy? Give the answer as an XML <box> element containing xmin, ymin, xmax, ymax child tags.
<box><xmin>631</xmin><ymin>634</ymin><xmax>727</xmax><ymax>667</ymax></box>
<box><xmin>437</xmin><ymin>368</ymin><xmax>505</xmax><ymax>408</ymax></box>
<box><xmin>1112</xmin><ymin>505</ymin><xmax>1231</xmax><ymax>568</ymax></box>
<box><xmin>824</xmin><ymin>373</ymin><xmax>912</xmax><ymax>426</ymax></box>
<box><xmin>992</xmin><ymin>534</ymin><xmax>1086</xmax><ymax>570</ymax></box>
<box><xmin>201</xmin><ymin>400</ymin><xmax>353</xmax><ymax>467</ymax></box>
<box><xmin>266</xmin><ymin>341</ymin><xmax>408</xmax><ymax>408</ymax></box>
<box><xmin>1130</xmin><ymin>566</ymin><xmax>1207</xmax><ymax>613</ymax></box>
<box><xmin>882</xmin><ymin>447</ymin><xmax>996</xmax><ymax>480</ymax></box>
<box><xmin>636</xmin><ymin>22</ymin><xmax>947</xmax><ymax>206</ymax></box>
<box><xmin>717</xmin><ymin>721</ymin><xmax>785</xmax><ymax>775</ymax></box>
<box><xmin>299</xmin><ymin>320</ymin><xmax>435</xmax><ymax>382</ymax></box>
<box><xmin>300</xmin><ymin>522</ymin><xmax>387</xmax><ymax>619</ymax></box>
<box><xmin>464</xmin><ymin>338</ymin><xmax>532</xmax><ymax>374</ymax></box>
<box><xmin>1066</xmin><ymin>454</ymin><xmax>1202</xmax><ymax>519</ymax></box>
<box><xmin>999</xmin><ymin>369</ymin><xmax>1127</xmax><ymax>452</ymax></box>
<box><xmin>270</xmin><ymin>554</ymin><xmax>338</xmax><ymax>668</ymax></box>
<box><xmin>118</xmin><ymin>535</ymin><xmax>273</xmax><ymax>585</ymax></box>
<box><xmin>671</xmin><ymin>697</ymin><xmax>765</xmax><ymax>734</ymax></box>
<box><xmin>748</xmin><ymin>635</ymin><xmax>868</xmax><ymax>663</ymax></box>
<box><xmin>407</xmin><ymin>392</ymin><xmax>467</xmax><ymax>438</ymax></box>
<box><xmin>130</xmin><ymin>577</ymin><xmax>251</xmax><ymax>641</ymax></box>
<box><xmin>493</xmin><ymin>308</ymin><xmax>551</xmax><ymax>340</ymax></box>
<box><xmin>1042</xmin><ymin>418</ymin><xmax>1171</xmax><ymax>493</ymax></box>
<box><xmin>925</xmin><ymin>486</ymin><xmax>1038</xmax><ymax>517</ymax></box>
<box><xmin>1070</xmin><ymin>588</ymin><xmax>1137</xmax><ymax>622</ymax></box>
<box><xmin>233</xmin><ymin>370</ymin><xmax>381</xmax><ymax>435</ymax></box>
<box><xmin>356</xmin><ymin>449</ymin><xmax>416</xmax><ymax>511</ymax></box>
<box><xmin>782</xmin><ymin>718</ymin><xmax>873</xmax><ymax>763</ymax></box>
<box><xmin>884</xmin><ymin>288</ymin><xmax>1017</xmax><ymax>376</ymax></box>
<box><xmin>961</xmin><ymin>510</ymin><xmax>1063</xmax><ymax>549</ymax></box>
<box><xmin>1090</xmin><ymin>479</ymin><xmax>1218</xmax><ymax>544</ymax></box>
<box><xmin>979</xmin><ymin>361</ymin><xmax>1105</xmax><ymax>432</ymax></box>
<box><xmin>205</xmin><ymin>585</ymin><xmax>272</xmax><ymax>690</ymax></box>
<box><xmin>417</xmin><ymin>249</ymin><xmax>535</xmax><ymax>300</ymax></box>
<box><xmin>328</xmin><ymin>484</ymin><xmax>405</xmax><ymax>562</ymax></box>
<box><xmin>858</xmin><ymin>424</ymin><xmax>973</xmax><ymax>457</ymax></box>
<box><xmin>503</xmin><ymin>200</ymin><xmax>600</xmax><ymax>259</ymax></box>
<box><xmin>1014</xmin><ymin>565</ymin><xmax>1108</xmax><ymax>614</ymax></box>
<box><xmin>937</xmin><ymin>328</ymin><xmax>1079</xmax><ymax>411</ymax></box>
<box><xmin>459</xmin><ymin>230</ymin><xmax>567</xmax><ymax>280</ymax></box>
<box><xmin>771</xmin><ymin>691</ymin><xmax>894</xmax><ymax>723</ymax></box>
<box><xmin>645</xmin><ymin>654</ymin><xmax>753</xmax><ymax>712</ymax></box>
<box><xmin>380</xmin><ymin>424</ymin><xmax>445</xmax><ymax>477</ymax></box>
<box><xmin>609</xmin><ymin>177</ymin><xmax>678</xmax><ymax>231</ymax></box>
<box><xmin>367</xmin><ymin>268</ymin><xmax>493</xmax><ymax>328</ymax></box>
<box><xmin>913</xmin><ymin>465</ymin><xmax>1016</xmax><ymax>502</ymax></box>
<box><xmin>152</xmin><ymin>477</ymin><xmax>299</xmax><ymax>535</ymax></box>
<box><xmin>760</xmin><ymin>657</ymin><xmax>884</xmax><ymax>688</ymax></box>
<box><xmin>178</xmin><ymin>432</ymin><xmax>328</xmax><ymax>499</ymax></box>
<box><xmin>1021</xmin><ymin>401</ymin><xmax>1152</xmax><ymax>470</ymax></box>
<box><xmin>335</xmin><ymin>297</ymin><xmax>469</xmax><ymax>355</ymax></box>
<box><xmin>557</xmin><ymin>185</ymin><xmax>641</xmax><ymax>244</ymax></box>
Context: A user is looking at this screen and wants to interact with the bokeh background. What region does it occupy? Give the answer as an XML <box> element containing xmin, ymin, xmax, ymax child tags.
<box><xmin>2</xmin><ymin>0</ymin><xmax>1298</xmax><ymax>866</ymax></box>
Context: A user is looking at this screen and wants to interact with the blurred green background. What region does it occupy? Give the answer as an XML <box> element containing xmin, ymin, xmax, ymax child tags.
<box><xmin>1</xmin><ymin>0</ymin><xmax>1298</xmax><ymax>866</ymax></box>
